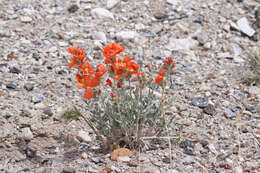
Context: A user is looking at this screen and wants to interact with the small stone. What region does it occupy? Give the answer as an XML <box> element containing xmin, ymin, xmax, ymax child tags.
<box><xmin>116</xmin><ymin>31</ymin><xmax>137</xmax><ymax>41</ymax></box>
<box><xmin>6</xmin><ymin>83</ymin><xmax>16</xmax><ymax>89</ymax></box>
<box><xmin>217</xmin><ymin>52</ymin><xmax>232</xmax><ymax>59</ymax></box>
<box><xmin>13</xmin><ymin>150</ymin><xmax>27</xmax><ymax>161</ymax></box>
<box><xmin>9</xmin><ymin>67</ymin><xmax>21</xmax><ymax>74</ymax></box>
<box><xmin>31</xmin><ymin>95</ymin><xmax>43</xmax><ymax>104</ymax></box>
<box><xmin>107</xmin><ymin>0</ymin><xmax>120</xmax><ymax>9</ymax></box>
<box><xmin>91</xmin><ymin>157</ymin><xmax>101</xmax><ymax>163</ymax></box>
<box><xmin>255</xmin><ymin>6</ymin><xmax>260</xmax><ymax>28</ymax></box>
<box><xmin>20</xmin><ymin>16</ymin><xmax>32</xmax><ymax>23</ymax></box>
<box><xmin>32</xmin><ymin>67</ymin><xmax>40</xmax><ymax>74</ymax></box>
<box><xmin>43</xmin><ymin>107</ymin><xmax>53</xmax><ymax>116</ymax></box>
<box><xmin>193</xmin><ymin>15</ymin><xmax>203</xmax><ymax>24</ymax></box>
<box><xmin>91</xmin><ymin>8</ymin><xmax>114</xmax><ymax>20</ymax></box>
<box><xmin>62</xmin><ymin>167</ymin><xmax>76</xmax><ymax>173</ymax></box>
<box><xmin>68</xmin><ymin>5</ymin><xmax>79</xmax><ymax>13</ymax></box>
<box><xmin>200</xmin><ymin>140</ymin><xmax>209</xmax><ymax>148</ymax></box>
<box><xmin>224</xmin><ymin>109</ymin><xmax>236</xmax><ymax>119</ymax></box>
<box><xmin>179</xmin><ymin>140</ymin><xmax>194</xmax><ymax>149</ymax></box>
<box><xmin>208</xmin><ymin>144</ymin><xmax>218</xmax><ymax>154</ymax></box>
<box><xmin>166</xmin><ymin>38</ymin><xmax>198</xmax><ymax>51</ymax></box>
<box><xmin>117</xmin><ymin>156</ymin><xmax>131</xmax><ymax>162</ymax></box>
<box><xmin>236</xmin><ymin>17</ymin><xmax>255</xmax><ymax>37</ymax></box>
<box><xmin>167</xmin><ymin>0</ymin><xmax>178</xmax><ymax>6</ymax></box>
<box><xmin>183</xmin><ymin>150</ymin><xmax>195</xmax><ymax>156</ymax></box>
<box><xmin>93</xmin><ymin>31</ymin><xmax>107</xmax><ymax>42</ymax></box>
<box><xmin>24</xmin><ymin>83</ymin><xmax>34</xmax><ymax>91</ymax></box>
<box><xmin>254</xmin><ymin>150</ymin><xmax>260</xmax><ymax>159</ymax></box>
<box><xmin>203</xmin><ymin>104</ymin><xmax>216</xmax><ymax>115</ymax></box>
<box><xmin>183</xmin><ymin>156</ymin><xmax>194</xmax><ymax>165</ymax></box>
<box><xmin>22</xmin><ymin>127</ymin><xmax>33</xmax><ymax>140</ymax></box>
<box><xmin>154</xmin><ymin>11</ymin><xmax>168</xmax><ymax>19</ymax></box>
<box><xmin>248</xmin><ymin>86</ymin><xmax>260</xmax><ymax>95</ymax></box>
<box><xmin>234</xmin><ymin>166</ymin><xmax>243</xmax><ymax>173</ymax></box>
<box><xmin>191</xmin><ymin>97</ymin><xmax>209</xmax><ymax>108</ymax></box>
<box><xmin>255</xmin><ymin>103</ymin><xmax>260</xmax><ymax>113</ymax></box>
<box><xmin>77</xmin><ymin>130</ymin><xmax>92</xmax><ymax>143</ymax></box>
<box><xmin>25</xmin><ymin>147</ymin><xmax>36</xmax><ymax>158</ymax></box>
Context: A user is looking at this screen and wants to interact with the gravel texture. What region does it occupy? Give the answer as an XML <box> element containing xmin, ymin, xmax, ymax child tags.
<box><xmin>0</xmin><ymin>0</ymin><xmax>260</xmax><ymax>172</ymax></box>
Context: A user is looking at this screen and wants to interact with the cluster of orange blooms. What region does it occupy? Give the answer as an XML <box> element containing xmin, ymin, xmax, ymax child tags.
<box><xmin>67</xmin><ymin>42</ymin><xmax>175</xmax><ymax>99</ymax></box>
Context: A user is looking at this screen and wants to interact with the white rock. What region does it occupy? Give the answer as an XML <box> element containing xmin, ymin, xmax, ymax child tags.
<box><xmin>236</xmin><ymin>17</ymin><xmax>255</xmax><ymax>37</ymax></box>
<box><xmin>116</xmin><ymin>31</ymin><xmax>137</xmax><ymax>41</ymax></box>
<box><xmin>249</xmin><ymin>86</ymin><xmax>260</xmax><ymax>95</ymax></box>
<box><xmin>234</xmin><ymin>166</ymin><xmax>243</xmax><ymax>173</ymax></box>
<box><xmin>117</xmin><ymin>156</ymin><xmax>131</xmax><ymax>162</ymax></box>
<box><xmin>77</xmin><ymin>130</ymin><xmax>92</xmax><ymax>143</ymax></box>
<box><xmin>167</xmin><ymin>0</ymin><xmax>178</xmax><ymax>6</ymax></box>
<box><xmin>91</xmin><ymin>8</ymin><xmax>114</xmax><ymax>20</ymax></box>
<box><xmin>208</xmin><ymin>143</ymin><xmax>218</xmax><ymax>154</ymax></box>
<box><xmin>166</xmin><ymin>38</ymin><xmax>198</xmax><ymax>51</ymax></box>
<box><xmin>58</xmin><ymin>41</ymin><xmax>68</xmax><ymax>47</ymax></box>
<box><xmin>107</xmin><ymin>0</ymin><xmax>120</xmax><ymax>9</ymax></box>
<box><xmin>20</xmin><ymin>16</ymin><xmax>32</xmax><ymax>23</ymax></box>
<box><xmin>93</xmin><ymin>31</ymin><xmax>107</xmax><ymax>42</ymax></box>
<box><xmin>22</xmin><ymin>127</ymin><xmax>33</xmax><ymax>140</ymax></box>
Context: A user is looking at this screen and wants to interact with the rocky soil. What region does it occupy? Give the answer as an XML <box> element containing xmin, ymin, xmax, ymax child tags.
<box><xmin>0</xmin><ymin>0</ymin><xmax>260</xmax><ymax>172</ymax></box>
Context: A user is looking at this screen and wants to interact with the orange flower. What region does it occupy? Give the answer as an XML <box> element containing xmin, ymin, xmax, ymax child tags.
<box><xmin>67</xmin><ymin>45</ymin><xmax>86</xmax><ymax>70</ymax></box>
<box><xmin>106</xmin><ymin>78</ymin><xmax>112</xmax><ymax>86</ymax></box>
<box><xmin>113</xmin><ymin>56</ymin><xmax>127</xmax><ymax>75</ymax></box>
<box><xmin>79</xmin><ymin>61</ymin><xmax>94</xmax><ymax>74</ymax></box>
<box><xmin>95</xmin><ymin>64</ymin><xmax>107</xmax><ymax>78</ymax></box>
<box><xmin>155</xmin><ymin>70</ymin><xmax>164</xmax><ymax>83</ymax></box>
<box><xmin>84</xmin><ymin>87</ymin><xmax>94</xmax><ymax>99</ymax></box>
<box><xmin>155</xmin><ymin>75</ymin><xmax>164</xmax><ymax>83</ymax></box>
<box><xmin>102</xmin><ymin>43</ymin><xmax>125</xmax><ymax>63</ymax></box>
<box><xmin>127</xmin><ymin>61</ymin><xmax>139</xmax><ymax>74</ymax></box>
<box><xmin>137</xmin><ymin>72</ymin><xmax>145</xmax><ymax>79</ymax></box>
<box><xmin>76</xmin><ymin>73</ymin><xmax>87</xmax><ymax>88</ymax></box>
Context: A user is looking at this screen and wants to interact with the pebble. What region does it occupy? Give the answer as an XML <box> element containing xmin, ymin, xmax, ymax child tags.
<box><xmin>9</xmin><ymin>67</ymin><xmax>21</xmax><ymax>74</ymax></box>
<box><xmin>236</xmin><ymin>17</ymin><xmax>255</xmax><ymax>37</ymax></box>
<box><xmin>43</xmin><ymin>107</ymin><xmax>53</xmax><ymax>116</ymax></box>
<box><xmin>91</xmin><ymin>157</ymin><xmax>101</xmax><ymax>163</ymax></box>
<box><xmin>91</xmin><ymin>8</ymin><xmax>114</xmax><ymax>20</ymax></box>
<box><xmin>234</xmin><ymin>166</ymin><xmax>243</xmax><ymax>173</ymax></box>
<box><xmin>166</xmin><ymin>38</ymin><xmax>198</xmax><ymax>51</ymax></box>
<box><xmin>255</xmin><ymin>6</ymin><xmax>260</xmax><ymax>28</ymax></box>
<box><xmin>62</xmin><ymin>167</ymin><xmax>76</xmax><ymax>173</ymax></box>
<box><xmin>117</xmin><ymin>156</ymin><xmax>131</xmax><ymax>162</ymax></box>
<box><xmin>107</xmin><ymin>0</ymin><xmax>120</xmax><ymax>9</ymax></box>
<box><xmin>191</xmin><ymin>97</ymin><xmax>209</xmax><ymax>108</ymax></box>
<box><xmin>6</xmin><ymin>83</ymin><xmax>17</xmax><ymax>89</ymax></box>
<box><xmin>183</xmin><ymin>150</ymin><xmax>195</xmax><ymax>156</ymax></box>
<box><xmin>208</xmin><ymin>143</ymin><xmax>218</xmax><ymax>154</ymax></box>
<box><xmin>77</xmin><ymin>130</ymin><xmax>92</xmax><ymax>143</ymax></box>
<box><xmin>116</xmin><ymin>31</ymin><xmax>137</xmax><ymax>41</ymax></box>
<box><xmin>22</xmin><ymin>127</ymin><xmax>33</xmax><ymax>140</ymax></box>
<box><xmin>167</xmin><ymin>0</ymin><xmax>178</xmax><ymax>6</ymax></box>
<box><xmin>68</xmin><ymin>5</ymin><xmax>79</xmax><ymax>13</ymax></box>
<box><xmin>154</xmin><ymin>11</ymin><xmax>168</xmax><ymax>20</ymax></box>
<box><xmin>24</xmin><ymin>83</ymin><xmax>34</xmax><ymax>91</ymax></box>
<box><xmin>193</xmin><ymin>15</ymin><xmax>203</xmax><ymax>24</ymax></box>
<box><xmin>93</xmin><ymin>31</ymin><xmax>107</xmax><ymax>42</ymax></box>
<box><xmin>20</xmin><ymin>16</ymin><xmax>32</xmax><ymax>23</ymax></box>
<box><xmin>31</xmin><ymin>95</ymin><xmax>43</xmax><ymax>104</ymax></box>
<box><xmin>203</xmin><ymin>104</ymin><xmax>215</xmax><ymax>115</ymax></box>
<box><xmin>25</xmin><ymin>147</ymin><xmax>36</xmax><ymax>158</ymax></box>
<box><xmin>224</xmin><ymin>109</ymin><xmax>236</xmax><ymax>119</ymax></box>
<box><xmin>183</xmin><ymin>156</ymin><xmax>194</xmax><ymax>165</ymax></box>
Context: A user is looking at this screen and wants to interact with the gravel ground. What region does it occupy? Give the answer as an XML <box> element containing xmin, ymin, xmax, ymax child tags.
<box><xmin>0</xmin><ymin>0</ymin><xmax>260</xmax><ymax>172</ymax></box>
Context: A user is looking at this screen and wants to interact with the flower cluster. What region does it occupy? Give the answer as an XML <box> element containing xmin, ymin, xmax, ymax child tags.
<box><xmin>155</xmin><ymin>57</ymin><xmax>176</xmax><ymax>84</ymax></box>
<box><xmin>67</xmin><ymin>45</ymin><xmax>107</xmax><ymax>99</ymax></box>
<box><xmin>67</xmin><ymin>42</ymin><xmax>147</xmax><ymax>99</ymax></box>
